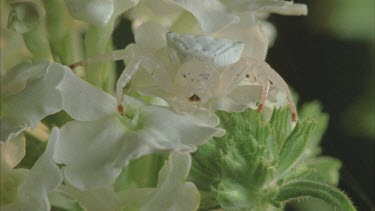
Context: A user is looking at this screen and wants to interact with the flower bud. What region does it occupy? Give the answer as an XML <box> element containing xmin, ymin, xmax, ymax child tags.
<box><xmin>64</xmin><ymin>0</ymin><xmax>114</xmax><ymax>26</ymax></box>
<box><xmin>7</xmin><ymin>1</ymin><xmax>45</xmax><ymax>34</ymax></box>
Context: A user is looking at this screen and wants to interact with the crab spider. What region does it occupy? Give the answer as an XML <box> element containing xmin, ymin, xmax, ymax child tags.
<box><xmin>69</xmin><ymin>32</ymin><xmax>297</xmax><ymax>121</ymax></box>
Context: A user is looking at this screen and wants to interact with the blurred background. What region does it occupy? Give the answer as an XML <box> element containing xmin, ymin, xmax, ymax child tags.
<box><xmin>267</xmin><ymin>0</ymin><xmax>374</xmax><ymax>210</ymax></box>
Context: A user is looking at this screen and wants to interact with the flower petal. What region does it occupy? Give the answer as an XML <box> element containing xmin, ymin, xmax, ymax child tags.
<box><xmin>54</xmin><ymin>103</ymin><xmax>223</xmax><ymax>190</ymax></box>
<box><xmin>140</xmin><ymin>152</ymin><xmax>200</xmax><ymax>211</ymax></box>
<box><xmin>134</xmin><ymin>22</ymin><xmax>168</xmax><ymax>50</ymax></box>
<box><xmin>57</xmin><ymin>185</ymin><xmax>123</xmax><ymax>211</ymax></box>
<box><xmin>220</xmin><ymin>0</ymin><xmax>308</xmax><ymax>15</ymax></box>
<box><xmin>113</xmin><ymin>0</ymin><xmax>141</xmax><ymax>16</ymax></box>
<box><xmin>56</xmin><ymin>153</ymin><xmax>199</xmax><ymax>211</ymax></box>
<box><xmin>58</xmin><ymin>66</ymin><xmax>117</xmax><ymax>121</ymax></box>
<box><xmin>5</xmin><ymin>128</ymin><xmax>63</xmax><ymax>211</ymax></box>
<box><xmin>1</xmin><ymin>61</ymin><xmax>119</xmax><ymax>143</ymax></box>
<box><xmin>0</xmin><ymin>134</ymin><xmax>26</xmax><ymax>169</ymax></box>
<box><xmin>54</xmin><ymin>115</ymin><xmax>126</xmax><ymax>190</ymax></box>
<box><xmin>213</xmin><ymin>15</ymin><xmax>269</xmax><ymax>59</ymax></box>
<box><xmin>0</xmin><ymin>61</ymin><xmax>47</xmax><ymax>97</ymax></box>
<box><xmin>64</xmin><ymin>0</ymin><xmax>114</xmax><ymax>26</ymax></box>
<box><xmin>1</xmin><ymin>62</ymin><xmax>64</xmax><ymax>143</ymax></box>
<box><xmin>165</xmin><ymin>0</ymin><xmax>240</xmax><ymax>32</ymax></box>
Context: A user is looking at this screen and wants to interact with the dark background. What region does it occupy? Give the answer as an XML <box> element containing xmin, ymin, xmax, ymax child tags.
<box><xmin>267</xmin><ymin>3</ymin><xmax>374</xmax><ymax>211</ymax></box>
<box><xmin>112</xmin><ymin>2</ymin><xmax>374</xmax><ymax>210</ymax></box>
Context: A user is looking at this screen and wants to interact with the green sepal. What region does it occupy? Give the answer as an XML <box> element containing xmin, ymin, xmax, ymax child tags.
<box><xmin>277</xmin><ymin>120</ymin><xmax>316</xmax><ymax>175</ymax></box>
<box><xmin>276</xmin><ymin>180</ymin><xmax>356</xmax><ymax>211</ymax></box>
<box><xmin>269</xmin><ymin>107</ymin><xmax>293</xmax><ymax>151</ymax></box>
<box><xmin>299</xmin><ymin>102</ymin><xmax>329</xmax><ymax>157</ymax></box>
<box><xmin>303</xmin><ymin>157</ymin><xmax>342</xmax><ymax>185</ymax></box>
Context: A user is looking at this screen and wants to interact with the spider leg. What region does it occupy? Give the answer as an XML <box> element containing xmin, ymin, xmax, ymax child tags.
<box><xmin>116</xmin><ymin>59</ymin><xmax>142</xmax><ymax>115</ymax></box>
<box><xmin>287</xmin><ymin>96</ymin><xmax>298</xmax><ymax>122</ymax></box>
<box><xmin>243</xmin><ymin>58</ymin><xmax>298</xmax><ymax>121</ymax></box>
<box><xmin>257</xmin><ymin>80</ymin><xmax>271</xmax><ymax>112</ymax></box>
<box><xmin>68</xmin><ymin>49</ymin><xmax>127</xmax><ymax>69</ymax></box>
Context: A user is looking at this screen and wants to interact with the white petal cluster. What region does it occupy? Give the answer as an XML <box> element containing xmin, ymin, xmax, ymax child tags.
<box><xmin>129</xmin><ymin>0</ymin><xmax>307</xmax><ymax>59</ymax></box>
<box><xmin>1</xmin><ymin>61</ymin><xmax>223</xmax><ymax>209</ymax></box>
<box><xmin>0</xmin><ymin>61</ymin><xmax>116</xmax><ymax>143</ymax></box>
<box><xmin>64</xmin><ymin>0</ymin><xmax>140</xmax><ymax>26</ymax></box>
<box><xmin>57</xmin><ymin>152</ymin><xmax>199</xmax><ymax>211</ymax></box>
<box><xmin>54</xmin><ymin>96</ymin><xmax>223</xmax><ymax>190</ymax></box>
<box><xmin>2</xmin><ymin>129</ymin><xmax>62</xmax><ymax>211</ymax></box>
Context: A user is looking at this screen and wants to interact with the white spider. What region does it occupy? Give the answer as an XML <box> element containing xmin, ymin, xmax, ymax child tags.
<box><xmin>70</xmin><ymin>32</ymin><xmax>297</xmax><ymax>121</ymax></box>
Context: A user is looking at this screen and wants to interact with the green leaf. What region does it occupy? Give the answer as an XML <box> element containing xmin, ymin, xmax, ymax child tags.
<box><xmin>276</xmin><ymin>180</ymin><xmax>356</xmax><ymax>211</ymax></box>
<box><xmin>304</xmin><ymin>157</ymin><xmax>342</xmax><ymax>185</ymax></box>
<box><xmin>269</xmin><ymin>107</ymin><xmax>293</xmax><ymax>151</ymax></box>
<box><xmin>277</xmin><ymin>120</ymin><xmax>316</xmax><ymax>174</ymax></box>
<box><xmin>299</xmin><ymin>102</ymin><xmax>329</xmax><ymax>156</ymax></box>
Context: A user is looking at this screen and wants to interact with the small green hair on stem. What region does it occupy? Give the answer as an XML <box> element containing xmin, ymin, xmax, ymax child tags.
<box><xmin>189</xmin><ymin>103</ymin><xmax>356</xmax><ymax>210</ymax></box>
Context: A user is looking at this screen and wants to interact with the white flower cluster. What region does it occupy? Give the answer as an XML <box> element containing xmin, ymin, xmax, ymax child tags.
<box><xmin>1</xmin><ymin>0</ymin><xmax>307</xmax><ymax>210</ymax></box>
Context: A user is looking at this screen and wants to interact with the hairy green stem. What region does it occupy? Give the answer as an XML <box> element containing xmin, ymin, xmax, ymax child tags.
<box><xmin>277</xmin><ymin>180</ymin><xmax>356</xmax><ymax>211</ymax></box>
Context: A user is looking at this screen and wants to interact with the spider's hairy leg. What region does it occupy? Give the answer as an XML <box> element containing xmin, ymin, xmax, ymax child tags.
<box><xmin>116</xmin><ymin>59</ymin><xmax>142</xmax><ymax>115</ymax></box>
<box><xmin>288</xmin><ymin>96</ymin><xmax>298</xmax><ymax>122</ymax></box>
<box><xmin>68</xmin><ymin>49</ymin><xmax>127</xmax><ymax>69</ymax></box>
<box><xmin>257</xmin><ymin>80</ymin><xmax>270</xmax><ymax>113</ymax></box>
<box><xmin>242</xmin><ymin>57</ymin><xmax>298</xmax><ymax>121</ymax></box>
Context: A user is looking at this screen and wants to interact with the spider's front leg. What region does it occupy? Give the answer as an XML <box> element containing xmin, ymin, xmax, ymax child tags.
<box><xmin>116</xmin><ymin>59</ymin><xmax>142</xmax><ymax>115</ymax></box>
<box><xmin>257</xmin><ymin>80</ymin><xmax>271</xmax><ymax>113</ymax></box>
<box><xmin>242</xmin><ymin>58</ymin><xmax>298</xmax><ymax>122</ymax></box>
<box><xmin>69</xmin><ymin>49</ymin><xmax>128</xmax><ymax>70</ymax></box>
<box><xmin>68</xmin><ymin>49</ymin><xmax>137</xmax><ymax>116</ymax></box>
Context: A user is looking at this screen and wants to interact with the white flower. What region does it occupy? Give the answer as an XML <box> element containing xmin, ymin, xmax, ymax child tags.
<box><xmin>219</xmin><ymin>0</ymin><xmax>308</xmax><ymax>15</ymax></box>
<box><xmin>138</xmin><ymin>152</ymin><xmax>200</xmax><ymax>211</ymax></box>
<box><xmin>0</xmin><ymin>61</ymin><xmax>116</xmax><ymax>143</ymax></box>
<box><xmin>64</xmin><ymin>0</ymin><xmax>140</xmax><ymax>26</ymax></box>
<box><xmin>57</xmin><ymin>152</ymin><xmax>200</xmax><ymax>211</ymax></box>
<box><xmin>53</xmin><ymin>95</ymin><xmax>224</xmax><ymax>190</ymax></box>
<box><xmin>165</xmin><ymin>0</ymin><xmax>307</xmax><ymax>33</ymax></box>
<box><xmin>128</xmin><ymin>0</ymin><xmax>183</xmax><ymax>29</ymax></box>
<box><xmin>154</xmin><ymin>0</ymin><xmax>307</xmax><ymax>59</ymax></box>
<box><xmin>3</xmin><ymin>128</ymin><xmax>63</xmax><ymax>211</ymax></box>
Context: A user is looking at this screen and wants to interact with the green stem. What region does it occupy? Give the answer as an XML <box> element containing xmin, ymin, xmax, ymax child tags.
<box><xmin>84</xmin><ymin>18</ymin><xmax>116</xmax><ymax>91</ymax></box>
<box><xmin>114</xmin><ymin>153</ymin><xmax>166</xmax><ymax>191</ymax></box>
<box><xmin>23</xmin><ymin>27</ymin><xmax>52</xmax><ymax>60</ymax></box>
<box><xmin>277</xmin><ymin>180</ymin><xmax>356</xmax><ymax>211</ymax></box>
<box><xmin>42</xmin><ymin>0</ymin><xmax>76</xmax><ymax>65</ymax></box>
